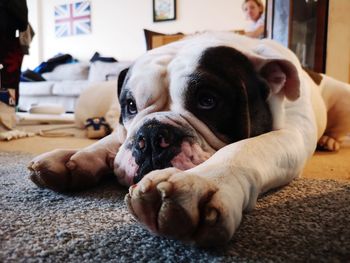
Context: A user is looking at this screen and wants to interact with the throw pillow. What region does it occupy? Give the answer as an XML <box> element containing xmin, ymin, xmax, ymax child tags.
<box><xmin>88</xmin><ymin>61</ymin><xmax>132</xmax><ymax>82</ymax></box>
<box><xmin>89</xmin><ymin>52</ymin><xmax>118</xmax><ymax>63</ymax></box>
<box><xmin>42</xmin><ymin>62</ymin><xmax>89</xmax><ymax>81</ymax></box>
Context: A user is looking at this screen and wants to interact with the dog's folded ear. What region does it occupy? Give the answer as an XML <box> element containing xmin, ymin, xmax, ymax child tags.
<box><xmin>250</xmin><ymin>43</ymin><xmax>301</xmax><ymax>101</ymax></box>
<box><xmin>260</xmin><ymin>60</ymin><xmax>300</xmax><ymax>101</ymax></box>
<box><xmin>118</xmin><ymin>67</ymin><xmax>129</xmax><ymax>97</ymax></box>
<box><xmin>248</xmin><ymin>42</ymin><xmax>302</xmax><ymax>130</ymax></box>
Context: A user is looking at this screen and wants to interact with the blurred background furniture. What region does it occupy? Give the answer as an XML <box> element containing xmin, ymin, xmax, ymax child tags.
<box><xmin>19</xmin><ymin>60</ymin><xmax>131</xmax><ymax>112</ymax></box>
<box><xmin>265</xmin><ymin>0</ymin><xmax>329</xmax><ymax>73</ymax></box>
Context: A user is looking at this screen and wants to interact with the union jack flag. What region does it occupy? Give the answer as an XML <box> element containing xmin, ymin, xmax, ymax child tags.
<box><xmin>54</xmin><ymin>1</ymin><xmax>91</xmax><ymax>37</ymax></box>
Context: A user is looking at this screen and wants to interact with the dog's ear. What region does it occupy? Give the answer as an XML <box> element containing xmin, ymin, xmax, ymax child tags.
<box><xmin>259</xmin><ymin>60</ymin><xmax>300</xmax><ymax>101</ymax></box>
<box><xmin>248</xmin><ymin>43</ymin><xmax>302</xmax><ymax>130</ymax></box>
<box><xmin>250</xmin><ymin>43</ymin><xmax>301</xmax><ymax>101</ymax></box>
<box><xmin>118</xmin><ymin>67</ymin><xmax>129</xmax><ymax>97</ymax></box>
<box><xmin>117</xmin><ymin>67</ymin><xmax>129</xmax><ymax>126</ymax></box>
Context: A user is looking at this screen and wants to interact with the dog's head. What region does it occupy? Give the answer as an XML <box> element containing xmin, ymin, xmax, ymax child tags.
<box><xmin>113</xmin><ymin>32</ymin><xmax>301</xmax><ymax>186</ymax></box>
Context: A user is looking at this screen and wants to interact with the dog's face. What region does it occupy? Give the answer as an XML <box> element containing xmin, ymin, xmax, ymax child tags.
<box><xmin>113</xmin><ymin>34</ymin><xmax>300</xmax><ymax>186</ymax></box>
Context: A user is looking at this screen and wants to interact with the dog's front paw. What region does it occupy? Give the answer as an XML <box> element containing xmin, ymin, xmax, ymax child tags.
<box><xmin>125</xmin><ymin>168</ymin><xmax>242</xmax><ymax>246</ymax></box>
<box><xmin>28</xmin><ymin>149</ymin><xmax>111</xmax><ymax>192</ymax></box>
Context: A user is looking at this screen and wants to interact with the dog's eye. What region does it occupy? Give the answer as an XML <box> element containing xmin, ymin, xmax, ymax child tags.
<box><xmin>127</xmin><ymin>99</ymin><xmax>137</xmax><ymax>115</ymax></box>
<box><xmin>197</xmin><ymin>92</ymin><xmax>217</xmax><ymax>110</ymax></box>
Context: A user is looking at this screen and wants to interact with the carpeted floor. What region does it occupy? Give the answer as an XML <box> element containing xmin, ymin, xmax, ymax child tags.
<box><xmin>1</xmin><ymin>152</ymin><xmax>350</xmax><ymax>262</ymax></box>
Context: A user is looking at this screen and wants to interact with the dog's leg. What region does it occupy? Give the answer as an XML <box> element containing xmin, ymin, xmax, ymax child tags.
<box><xmin>126</xmin><ymin>125</ymin><xmax>314</xmax><ymax>246</ymax></box>
<box><xmin>318</xmin><ymin>76</ymin><xmax>350</xmax><ymax>151</ymax></box>
<box><xmin>28</xmin><ymin>132</ymin><xmax>121</xmax><ymax>192</ymax></box>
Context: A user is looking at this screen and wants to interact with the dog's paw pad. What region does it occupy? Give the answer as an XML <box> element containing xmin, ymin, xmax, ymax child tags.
<box><xmin>27</xmin><ymin>161</ymin><xmax>35</xmax><ymax>171</ymax></box>
<box><xmin>125</xmin><ymin>172</ymin><xmax>234</xmax><ymax>244</ymax></box>
<box><xmin>318</xmin><ymin>135</ymin><xmax>340</xmax><ymax>152</ymax></box>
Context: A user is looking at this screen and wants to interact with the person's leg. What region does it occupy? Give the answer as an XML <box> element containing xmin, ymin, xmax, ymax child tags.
<box><xmin>0</xmin><ymin>37</ymin><xmax>24</xmax><ymax>130</ymax></box>
<box><xmin>0</xmin><ymin>37</ymin><xmax>24</xmax><ymax>106</ymax></box>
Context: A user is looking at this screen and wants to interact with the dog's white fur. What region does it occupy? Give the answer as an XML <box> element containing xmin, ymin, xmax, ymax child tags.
<box><xmin>29</xmin><ymin>32</ymin><xmax>350</xmax><ymax>246</ymax></box>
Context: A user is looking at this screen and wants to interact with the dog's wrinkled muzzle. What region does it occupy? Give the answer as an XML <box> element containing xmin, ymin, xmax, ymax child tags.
<box><xmin>114</xmin><ymin>113</ymin><xmax>217</xmax><ymax>187</ymax></box>
<box><xmin>132</xmin><ymin>120</ymin><xmax>191</xmax><ymax>183</ymax></box>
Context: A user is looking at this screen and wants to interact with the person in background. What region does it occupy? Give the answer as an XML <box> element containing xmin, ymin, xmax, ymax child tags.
<box><xmin>242</xmin><ymin>0</ymin><xmax>265</xmax><ymax>39</ymax></box>
<box><xmin>0</xmin><ymin>0</ymin><xmax>28</xmax><ymax>106</ymax></box>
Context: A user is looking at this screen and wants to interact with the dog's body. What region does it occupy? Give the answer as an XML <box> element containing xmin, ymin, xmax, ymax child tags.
<box><xmin>29</xmin><ymin>32</ymin><xmax>350</xmax><ymax>246</ymax></box>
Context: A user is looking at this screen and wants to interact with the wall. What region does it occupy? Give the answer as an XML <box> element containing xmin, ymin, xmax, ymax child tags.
<box><xmin>23</xmin><ymin>0</ymin><xmax>350</xmax><ymax>84</ymax></box>
<box><xmin>22</xmin><ymin>0</ymin><xmax>41</xmax><ymax>70</ymax></box>
<box><xmin>23</xmin><ymin>0</ymin><xmax>248</xmax><ymax>69</ymax></box>
<box><xmin>326</xmin><ymin>0</ymin><xmax>350</xmax><ymax>83</ymax></box>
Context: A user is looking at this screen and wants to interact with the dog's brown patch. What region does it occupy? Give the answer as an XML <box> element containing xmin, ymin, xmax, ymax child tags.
<box><xmin>304</xmin><ymin>68</ymin><xmax>323</xmax><ymax>85</ymax></box>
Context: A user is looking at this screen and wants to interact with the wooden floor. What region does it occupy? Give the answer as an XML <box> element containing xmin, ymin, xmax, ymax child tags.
<box><xmin>0</xmin><ymin>123</ymin><xmax>97</xmax><ymax>153</ymax></box>
<box><xmin>303</xmin><ymin>147</ymin><xmax>350</xmax><ymax>181</ymax></box>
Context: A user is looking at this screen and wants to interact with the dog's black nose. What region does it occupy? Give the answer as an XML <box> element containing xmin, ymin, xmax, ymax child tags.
<box><xmin>132</xmin><ymin>120</ymin><xmax>186</xmax><ymax>183</ymax></box>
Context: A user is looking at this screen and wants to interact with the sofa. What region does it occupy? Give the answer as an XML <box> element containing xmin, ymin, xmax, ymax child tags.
<box><xmin>18</xmin><ymin>60</ymin><xmax>131</xmax><ymax>112</ymax></box>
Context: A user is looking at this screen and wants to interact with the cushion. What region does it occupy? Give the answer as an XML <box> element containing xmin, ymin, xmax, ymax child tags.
<box><xmin>88</xmin><ymin>61</ymin><xmax>132</xmax><ymax>82</ymax></box>
<box><xmin>144</xmin><ymin>29</ymin><xmax>185</xmax><ymax>50</ymax></box>
<box><xmin>89</xmin><ymin>52</ymin><xmax>118</xmax><ymax>63</ymax></box>
<box><xmin>21</xmin><ymin>69</ymin><xmax>46</xmax><ymax>82</ymax></box>
<box><xmin>19</xmin><ymin>81</ymin><xmax>55</xmax><ymax>96</ymax></box>
<box><xmin>52</xmin><ymin>80</ymin><xmax>90</xmax><ymax>96</ymax></box>
<box><xmin>34</xmin><ymin>54</ymin><xmax>76</xmax><ymax>74</ymax></box>
<box><xmin>42</xmin><ymin>62</ymin><xmax>89</xmax><ymax>81</ymax></box>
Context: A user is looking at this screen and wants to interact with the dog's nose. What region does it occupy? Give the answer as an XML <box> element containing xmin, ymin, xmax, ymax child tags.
<box><xmin>132</xmin><ymin>121</ymin><xmax>185</xmax><ymax>183</ymax></box>
<box><xmin>137</xmin><ymin>127</ymin><xmax>171</xmax><ymax>151</ymax></box>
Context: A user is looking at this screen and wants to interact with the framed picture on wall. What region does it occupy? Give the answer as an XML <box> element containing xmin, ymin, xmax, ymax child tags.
<box><xmin>153</xmin><ymin>0</ymin><xmax>176</xmax><ymax>22</ymax></box>
<box><xmin>54</xmin><ymin>1</ymin><xmax>91</xmax><ymax>37</ymax></box>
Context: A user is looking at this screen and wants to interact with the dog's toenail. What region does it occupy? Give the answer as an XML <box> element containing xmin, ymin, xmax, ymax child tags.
<box><xmin>129</xmin><ymin>185</ymin><xmax>137</xmax><ymax>195</ymax></box>
<box><xmin>140</xmin><ymin>179</ymin><xmax>151</xmax><ymax>193</ymax></box>
<box><xmin>27</xmin><ymin>162</ymin><xmax>34</xmax><ymax>171</ymax></box>
<box><xmin>66</xmin><ymin>161</ymin><xmax>76</xmax><ymax>170</ymax></box>
<box><xmin>124</xmin><ymin>194</ymin><xmax>139</xmax><ymax>220</ymax></box>
<box><xmin>31</xmin><ymin>162</ymin><xmax>40</xmax><ymax>170</ymax></box>
<box><xmin>157</xmin><ymin>181</ymin><xmax>172</xmax><ymax>198</ymax></box>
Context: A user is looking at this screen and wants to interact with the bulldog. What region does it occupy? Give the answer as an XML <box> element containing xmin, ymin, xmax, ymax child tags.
<box><xmin>28</xmin><ymin>32</ymin><xmax>350</xmax><ymax>246</ymax></box>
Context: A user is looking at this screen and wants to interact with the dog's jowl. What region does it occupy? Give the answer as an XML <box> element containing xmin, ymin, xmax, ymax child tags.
<box><xmin>28</xmin><ymin>32</ymin><xmax>350</xmax><ymax>246</ymax></box>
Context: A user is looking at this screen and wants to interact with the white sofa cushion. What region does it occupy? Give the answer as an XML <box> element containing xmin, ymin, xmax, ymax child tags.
<box><xmin>52</xmin><ymin>80</ymin><xmax>90</xmax><ymax>96</ymax></box>
<box><xmin>88</xmin><ymin>61</ymin><xmax>132</xmax><ymax>82</ymax></box>
<box><xmin>19</xmin><ymin>81</ymin><xmax>55</xmax><ymax>96</ymax></box>
<box><xmin>42</xmin><ymin>63</ymin><xmax>89</xmax><ymax>81</ymax></box>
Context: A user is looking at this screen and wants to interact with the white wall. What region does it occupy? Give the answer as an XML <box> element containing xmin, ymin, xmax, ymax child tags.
<box><xmin>22</xmin><ymin>0</ymin><xmax>41</xmax><ymax>70</ymax></box>
<box><xmin>23</xmin><ymin>0</ymin><xmax>247</xmax><ymax>69</ymax></box>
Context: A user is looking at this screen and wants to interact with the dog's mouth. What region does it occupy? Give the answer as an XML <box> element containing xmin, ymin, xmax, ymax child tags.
<box><xmin>133</xmin><ymin>139</ymin><xmax>213</xmax><ymax>183</ymax></box>
<box><xmin>114</xmin><ymin>117</ymin><xmax>218</xmax><ymax>186</ymax></box>
<box><xmin>170</xmin><ymin>141</ymin><xmax>213</xmax><ymax>170</ymax></box>
<box><xmin>114</xmin><ymin>139</ymin><xmax>214</xmax><ymax>187</ymax></box>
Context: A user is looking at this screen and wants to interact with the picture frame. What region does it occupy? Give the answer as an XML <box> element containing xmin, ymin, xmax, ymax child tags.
<box><xmin>153</xmin><ymin>0</ymin><xmax>176</xmax><ymax>22</ymax></box>
<box><xmin>54</xmin><ymin>1</ymin><xmax>91</xmax><ymax>37</ymax></box>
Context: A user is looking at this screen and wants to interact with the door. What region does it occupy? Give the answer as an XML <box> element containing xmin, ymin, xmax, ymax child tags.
<box><xmin>265</xmin><ymin>0</ymin><xmax>329</xmax><ymax>72</ymax></box>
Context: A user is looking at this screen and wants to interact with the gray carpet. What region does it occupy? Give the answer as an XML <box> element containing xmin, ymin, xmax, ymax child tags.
<box><xmin>1</xmin><ymin>152</ymin><xmax>349</xmax><ymax>263</ymax></box>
